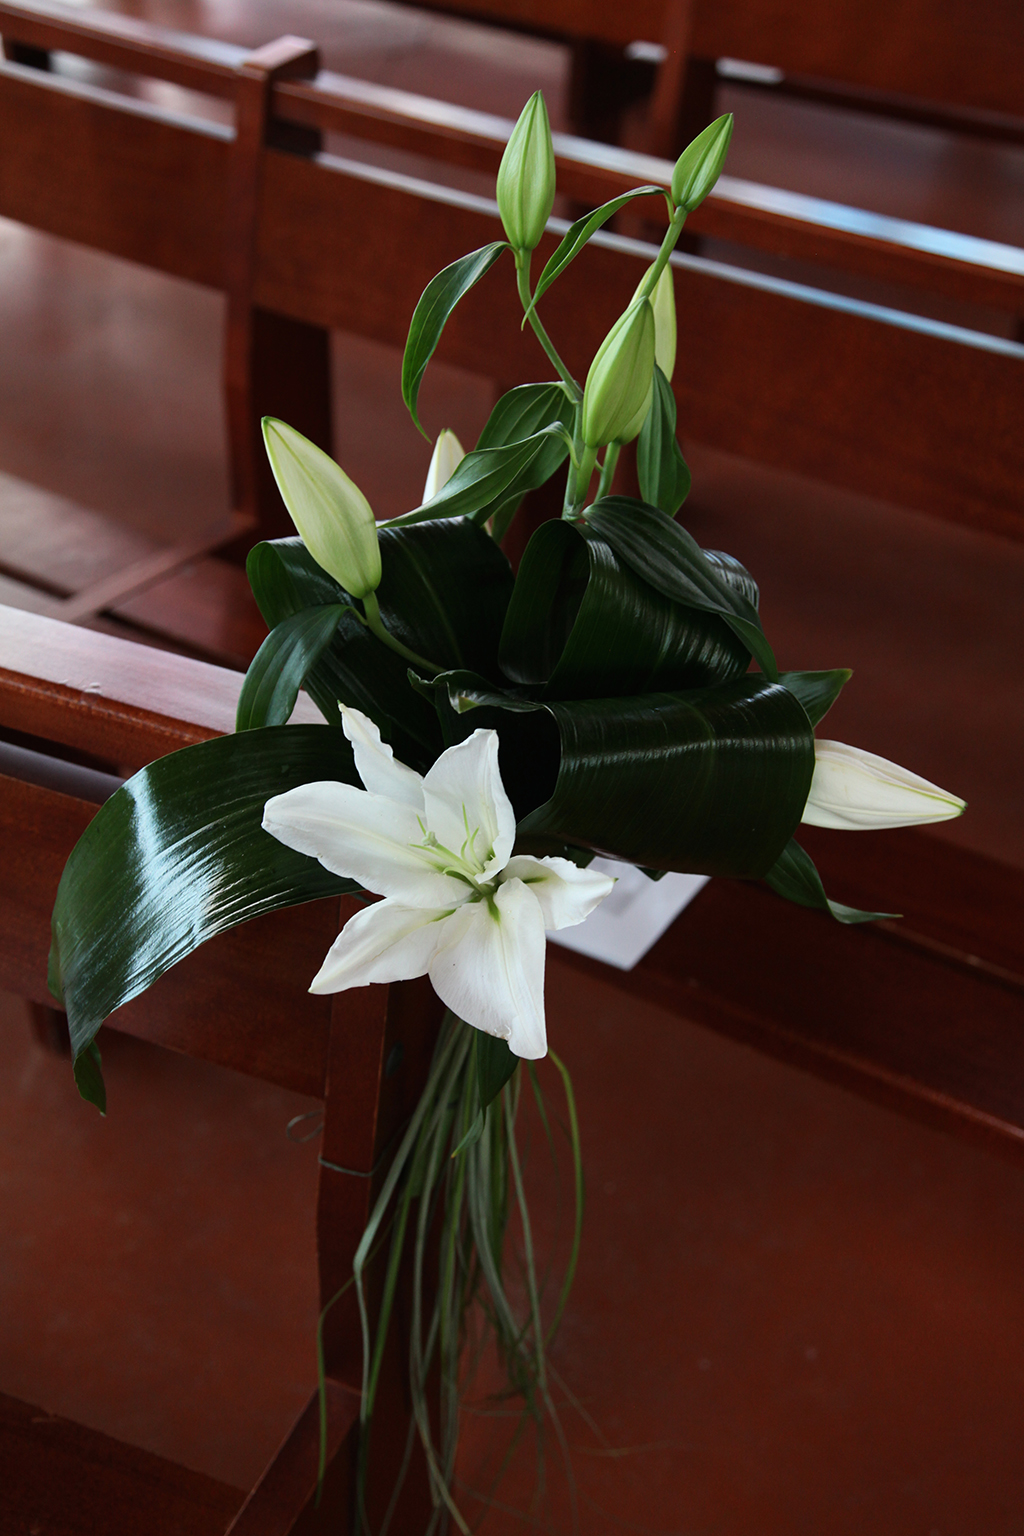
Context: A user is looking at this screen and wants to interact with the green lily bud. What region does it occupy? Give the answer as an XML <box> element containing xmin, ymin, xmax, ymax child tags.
<box><xmin>670</xmin><ymin>113</ymin><xmax>733</xmax><ymax>214</ymax></box>
<box><xmin>632</xmin><ymin>263</ymin><xmax>677</xmax><ymax>381</ymax></box>
<box><xmin>422</xmin><ymin>428</ymin><xmax>466</xmax><ymax>502</ymax></box>
<box><xmin>496</xmin><ymin>91</ymin><xmax>556</xmax><ymax>254</ymax></box>
<box><xmin>262</xmin><ymin>417</ymin><xmax>381</xmax><ymax>598</ymax></box>
<box><xmin>581</xmin><ymin>298</ymin><xmax>656</xmax><ymax>448</ymax></box>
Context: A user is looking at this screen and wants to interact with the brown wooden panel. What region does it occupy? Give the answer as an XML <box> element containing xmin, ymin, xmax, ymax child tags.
<box><xmin>687</xmin><ymin>0</ymin><xmax>1023</xmax><ymax>119</ymax></box>
<box><xmin>0</xmin><ymin>0</ymin><xmax>246</xmax><ymax>95</ymax></box>
<box><xmin>253</xmin><ymin>152</ymin><xmax>1024</xmax><ymax>539</ymax></box>
<box><xmin>0</xmin><ymin>60</ymin><xmax>228</xmax><ymax>287</ymax></box>
<box><xmin>551</xmin><ymin>867</ymin><xmax>1024</xmax><ymax>1161</ymax></box>
<box><xmin>0</xmin><ymin>1389</ymin><xmax>245</xmax><ymax>1536</ymax></box>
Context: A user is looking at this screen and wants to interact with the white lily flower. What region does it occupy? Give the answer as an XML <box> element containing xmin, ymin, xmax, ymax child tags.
<box><xmin>262</xmin><ymin>707</ymin><xmax>614</xmax><ymax>1058</ymax></box>
<box><xmin>801</xmin><ymin>740</ymin><xmax>966</xmax><ymax>831</ymax></box>
<box><xmin>422</xmin><ymin>428</ymin><xmax>466</xmax><ymax>503</ymax></box>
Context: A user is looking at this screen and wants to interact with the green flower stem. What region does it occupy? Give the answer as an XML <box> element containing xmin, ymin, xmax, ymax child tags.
<box><xmin>637</xmin><ymin>203</ymin><xmax>688</xmax><ymax>300</ymax></box>
<box><xmin>516</xmin><ymin>253</ymin><xmax>581</xmax><ymax>400</ymax></box>
<box><xmin>571</xmin><ymin>444</ymin><xmax>598</xmax><ymax>510</ymax></box>
<box><xmin>596</xmin><ymin>442</ymin><xmax>621</xmax><ymax>500</ymax></box>
<box><xmin>361</xmin><ymin>589</ymin><xmax>442</xmax><ymax>676</ymax></box>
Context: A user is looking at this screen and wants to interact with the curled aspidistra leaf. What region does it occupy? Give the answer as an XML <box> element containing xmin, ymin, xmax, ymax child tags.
<box><xmin>402</xmin><ymin>242</ymin><xmax>509</xmax><ymax>437</ymax></box>
<box><xmin>583</xmin><ymin>497</ymin><xmax>777</xmax><ymax>680</ymax></box>
<box><xmin>499</xmin><ymin>519</ymin><xmax>750</xmax><ymax>697</ymax></box>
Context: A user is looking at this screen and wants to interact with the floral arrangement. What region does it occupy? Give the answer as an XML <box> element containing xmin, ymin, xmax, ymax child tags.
<box><xmin>49</xmin><ymin>97</ymin><xmax>963</xmax><ymax>1531</ymax></box>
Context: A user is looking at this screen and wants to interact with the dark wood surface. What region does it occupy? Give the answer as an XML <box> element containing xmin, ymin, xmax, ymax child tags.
<box><xmin>0</xmin><ymin>1389</ymin><xmax>245</xmax><ymax>1536</ymax></box>
<box><xmin>0</xmin><ymin>603</ymin><xmax>442</xmax><ymax>1530</ymax></box>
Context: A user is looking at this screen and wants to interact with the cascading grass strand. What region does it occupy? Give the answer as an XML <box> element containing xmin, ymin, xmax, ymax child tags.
<box><xmin>343</xmin><ymin>1013</ymin><xmax>582</xmax><ymax>1533</ymax></box>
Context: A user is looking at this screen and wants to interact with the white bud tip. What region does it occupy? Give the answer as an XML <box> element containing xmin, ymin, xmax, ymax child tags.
<box><xmin>801</xmin><ymin>741</ymin><xmax>966</xmax><ymax>831</ymax></box>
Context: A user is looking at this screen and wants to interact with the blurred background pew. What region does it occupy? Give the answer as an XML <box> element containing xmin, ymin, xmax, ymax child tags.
<box><xmin>1</xmin><ymin>1</ymin><xmax>1022</xmax><ymax>1530</ymax></box>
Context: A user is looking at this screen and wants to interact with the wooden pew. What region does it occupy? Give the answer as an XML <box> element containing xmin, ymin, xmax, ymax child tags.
<box><xmin>0</xmin><ymin>602</ymin><xmax>443</xmax><ymax>1533</ymax></box>
<box><xmin>0</xmin><ymin>0</ymin><xmax>1021</xmax><ymax>574</ymax></box>
<box><xmin>3</xmin><ymin>588</ymin><xmax>1024</xmax><ymax>1513</ymax></box>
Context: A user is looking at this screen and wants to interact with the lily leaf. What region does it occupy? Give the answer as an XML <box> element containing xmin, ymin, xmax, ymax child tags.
<box><xmin>636</xmin><ymin>365</ymin><xmax>691</xmax><ymax>517</ymax></box>
<box><xmin>236</xmin><ymin>604</ymin><xmax>348</xmax><ymax>731</ymax></box>
<box><xmin>431</xmin><ymin>671</ymin><xmax>814</xmax><ymax>877</ymax></box>
<box><xmin>50</xmin><ymin>726</ymin><xmax>363</xmax><ymax>1104</ymax></box>
<box><xmin>402</xmin><ymin>242</ymin><xmax>509</xmax><ymax>436</ymax></box>
<box><xmin>526</xmin><ymin>186</ymin><xmax>666</xmax><ymax>317</ymax></box>
<box><xmin>475</xmin><ymin>382</ymin><xmax>575</xmax><ymax>451</ymax></box>
<box><xmin>584</xmin><ymin>496</ymin><xmax>778</xmax><ymax>680</ymax></box>
<box><xmin>499</xmin><ymin>519</ymin><xmax>750</xmax><ymax>697</ymax></box>
<box><xmin>779</xmin><ymin>669</ymin><xmax>852</xmax><ymax>727</ymax></box>
<box><xmin>764</xmin><ymin>837</ymin><xmax>895</xmax><ymax>924</ymax></box>
<box><xmin>384</xmin><ymin>425</ymin><xmax>570</xmax><ymax>528</ymax></box>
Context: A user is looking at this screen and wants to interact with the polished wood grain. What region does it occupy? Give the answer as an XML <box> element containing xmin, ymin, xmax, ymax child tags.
<box><xmin>0</xmin><ymin>1389</ymin><xmax>245</xmax><ymax>1536</ymax></box>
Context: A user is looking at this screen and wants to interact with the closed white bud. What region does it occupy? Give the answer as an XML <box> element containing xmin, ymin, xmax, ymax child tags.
<box><xmin>581</xmin><ymin>298</ymin><xmax>656</xmax><ymax>448</ymax></box>
<box><xmin>801</xmin><ymin>741</ymin><xmax>966</xmax><ymax>831</ymax></box>
<box><xmin>262</xmin><ymin>418</ymin><xmax>381</xmax><ymax>598</ymax></box>
<box><xmin>422</xmin><ymin>428</ymin><xmax>466</xmax><ymax>503</ymax></box>
<box><xmin>496</xmin><ymin>91</ymin><xmax>556</xmax><ymax>253</ymax></box>
<box><xmin>632</xmin><ymin>264</ymin><xmax>677</xmax><ymax>381</ymax></box>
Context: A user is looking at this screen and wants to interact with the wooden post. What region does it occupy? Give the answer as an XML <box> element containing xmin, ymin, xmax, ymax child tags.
<box><xmin>223</xmin><ymin>36</ymin><xmax>333</xmax><ymax>556</ymax></box>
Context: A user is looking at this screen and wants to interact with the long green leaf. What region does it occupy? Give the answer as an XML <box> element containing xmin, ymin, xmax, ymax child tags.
<box><xmin>476</xmin><ymin>1032</ymin><xmax>518</xmax><ymax>1111</ymax></box>
<box><xmin>402</xmin><ymin>242</ymin><xmax>509</xmax><ymax>436</ymax></box>
<box><xmin>526</xmin><ymin>186</ymin><xmax>666</xmax><ymax>316</ymax></box>
<box><xmin>384</xmin><ymin>425</ymin><xmax>569</xmax><ymax>528</ymax></box>
<box><xmin>779</xmin><ymin>669</ymin><xmax>852</xmax><ymax>727</ymax></box>
<box><xmin>50</xmin><ymin>727</ymin><xmax>362</xmax><ymax>1105</ymax></box>
<box><xmin>474</xmin><ymin>382</ymin><xmax>574</xmax><ymax>451</ymax></box>
<box><xmin>584</xmin><ymin>496</ymin><xmax>778</xmax><ymax>680</ymax></box>
<box><xmin>636</xmin><ymin>365</ymin><xmax>691</xmax><ymax>517</ymax></box>
<box><xmin>236</xmin><ymin>604</ymin><xmax>348</xmax><ymax>731</ymax></box>
<box><xmin>431</xmin><ymin>671</ymin><xmax>814</xmax><ymax>877</ymax></box>
<box><xmin>764</xmin><ymin>837</ymin><xmax>895</xmax><ymax>924</ymax></box>
<box><xmin>498</xmin><ymin>519</ymin><xmax>750</xmax><ymax>696</ymax></box>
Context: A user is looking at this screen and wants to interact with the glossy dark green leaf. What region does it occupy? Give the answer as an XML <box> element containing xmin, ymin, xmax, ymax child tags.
<box><xmin>499</xmin><ymin>519</ymin><xmax>750</xmax><ymax>697</ymax></box>
<box><xmin>433</xmin><ymin>671</ymin><xmax>814</xmax><ymax>877</ymax></box>
<box><xmin>703</xmin><ymin>550</ymin><xmax>760</xmax><ymax>610</ymax></box>
<box><xmin>526</xmin><ymin>186</ymin><xmax>666</xmax><ymax>316</ymax></box>
<box><xmin>72</xmin><ymin>1041</ymin><xmax>106</xmax><ymax>1115</ymax></box>
<box><xmin>245</xmin><ymin>525</ymin><xmax>514</xmax><ymax>765</ymax></box>
<box><xmin>584</xmin><ymin>497</ymin><xmax>778</xmax><ymax>680</ymax></box>
<box><xmin>779</xmin><ymin>669</ymin><xmax>852</xmax><ymax>727</ymax></box>
<box><xmin>402</xmin><ymin>241</ymin><xmax>509</xmax><ymax>435</ymax></box>
<box><xmin>764</xmin><ymin>837</ymin><xmax>895</xmax><ymax>924</ymax></box>
<box><xmin>476</xmin><ymin>1031</ymin><xmax>518</xmax><ymax>1110</ymax></box>
<box><xmin>236</xmin><ymin>604</ymin><xmax>348</xmax><ymax>731</ymax></box>
<box><xmin>385</xmin><ymin>425</ymin><xmax>569</xmax><ymax>528</ymax></box>
<box><xmin>636</xmin><ymin>365</ymin><xmax>691</xmax><ymax>517</ymax></box>
<box><xmin>50</xmin><ymin>727</ymin><xmax>361</xmax><ymax>1097</ymax></box>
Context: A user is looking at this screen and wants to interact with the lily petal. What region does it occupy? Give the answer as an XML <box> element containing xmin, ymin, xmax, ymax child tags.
<box><xmin>422</xmin><ymin>428</ymin><xmax>466</xmax><ymax>502</ymax></box>
<box><xmin>428</xmin><ymin>880</ymin><xmax>547</xmax><ymax>1058</ymax></box>
<box><xmin>422</xmin><ymin>729</ymin><xmax>516</xmax><ymax>877</ymax></box>
<box><xmin>501</xmin><ymin>855</ymin><xmax>615</xmax><ymax>930</ymax></box>
<box><xmin>263</xmin><ymin>782</ymin><xmax>467</xmax><ymax>905</ymax></box>
<box><xmin>340</xmin><ymin>706</ymin><xmax>424</xmax><ymax>809</ymax></box>
<box><xmin>309</xmin><ymin>898</ymin><xmax>451</xmax><ymax>992</ymax></box>
<box><xmin>802</xmin><ymin>740</ymin><xmax>966</xmax><ymax>830</ymax></box>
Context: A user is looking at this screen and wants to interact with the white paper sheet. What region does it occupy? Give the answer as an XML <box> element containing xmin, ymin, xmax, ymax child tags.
<box><xmin>547</xmin><ymin>858</ymin><xmax>709</xmax><ymax>971</ymax></box>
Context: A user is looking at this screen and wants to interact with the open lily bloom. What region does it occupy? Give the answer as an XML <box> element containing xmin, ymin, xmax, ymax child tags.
<box><xmin>262</xmin><ymin>707</ymin><xmax>615</xmax><ymax>1057</ymax></box>
<box><xmin>801</xmin><ymin>740</ymin><xmax>966</xmax><ymax>830</ymax></box>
